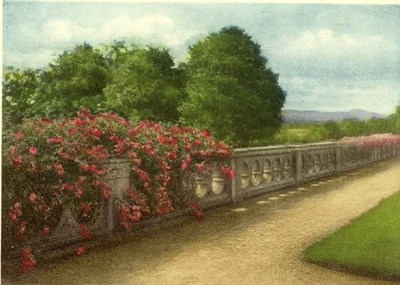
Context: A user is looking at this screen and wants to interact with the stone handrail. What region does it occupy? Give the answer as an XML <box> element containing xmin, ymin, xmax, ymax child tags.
<box><xmin>196</xmin><ymin>142</ymin><xmax>400</xmax><ymax>208</ymax></box>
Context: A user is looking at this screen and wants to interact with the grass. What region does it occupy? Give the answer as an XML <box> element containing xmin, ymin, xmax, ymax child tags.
<box><xmin>305</xmin><ymin>191</ymin><xmax>400</xmax><ymax>281</ymax></box>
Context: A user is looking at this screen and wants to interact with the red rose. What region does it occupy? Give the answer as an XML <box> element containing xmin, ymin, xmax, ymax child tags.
<box><xmin>43</xmin><ymin>225</ymin><xmax>50</xmax><ymax>237</ymax></box>
<box><xmin>29</xmin><ymin>146</ymin><xmax>39</xmax><ymax>156</ymax></box>
<box><xmin>102</xmin><ymin>188</ymin><xmax>111</xmax><ymax>201</ymax></box>
<box><xmin>15</xmin><ymin>131</ymin><xmax>23</xmax><ymax>141</ymax></box>
<box><xmin>53</xmin><ymin>163</ymin><xmax>65</xmax><ymax>176</ymax></box>
<box><xmin>29</xmin><ymin>193</ymin><xmax>37</xmax><ymax>204</ymax></box>
<box><xmin>76</xmin><ymin>246</ymin><xmax>87</xmax><ymax>256</ymax></box>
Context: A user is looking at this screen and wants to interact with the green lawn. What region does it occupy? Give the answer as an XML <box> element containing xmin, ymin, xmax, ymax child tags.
<box><xmin>305</xmin><ymin>192</ymin><xmax>400</xmax><ymax>281</ymax></box>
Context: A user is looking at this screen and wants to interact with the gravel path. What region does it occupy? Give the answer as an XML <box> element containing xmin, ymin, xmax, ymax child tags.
<box><xmin>5</xmin><ymin>159</ymin><xmax>400</xmax><ymax>285</ymax></box>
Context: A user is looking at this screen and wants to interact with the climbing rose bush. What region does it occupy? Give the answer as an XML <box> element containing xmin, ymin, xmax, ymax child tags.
<box><xmin>2</xmin><ymin>110</ymin><xmax>234</xmax><ymax>272</ymax></box>
<box><xmin>340</xmin><ymin>133</ymin><xmax>400</xmax><ymax>148</ymax></box>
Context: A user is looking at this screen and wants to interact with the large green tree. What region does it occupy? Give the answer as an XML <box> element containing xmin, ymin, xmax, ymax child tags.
<box><xmin>34</xmin><ymin>43</ymin><xmax>110</xmax><ymax>118</ymax></box>
<box><xmin>180</xmin><ymin>26</ymin><xmax>286</xmax><ymax>146</ymax></box>
<box><xmin>2</xmin><ymin>67</ymin><xmax>40</xmax><ymax>127</ymax></box>
<box><xmin>104</xmin><ymin>43</ymin><xmax>186</xmax><ymax>122</ymax></box>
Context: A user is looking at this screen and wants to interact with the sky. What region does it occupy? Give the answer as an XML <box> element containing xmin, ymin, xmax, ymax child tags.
<box><xmin>3</xmin><ymin>2</ymin><xmax>400</xmax><ymax>114</ymax></box>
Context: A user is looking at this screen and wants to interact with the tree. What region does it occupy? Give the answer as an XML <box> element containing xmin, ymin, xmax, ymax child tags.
<box><xmin>180</xmin><ymin>26</ymin><xmax>286</xmax><ymax>146</ymax></box>
<box><xmin>34</xmin><ymin>43</ymin><xmax>110</xmax><ymax>118</ymax></box>
<box><xmin>365</xmin><ymin>118</ymin><xmax>390</xmax><ymax>135</ymax></box>
<box><xmin>2</xmin><ymin>67</ymin><xmax>40</xmax><ymax>127</ymax></box>
<box><xmin>104</xmin><ymin>43</ymin><xmax>186</xmax><ymax>122</ymax></box>
<box><xmin>388</xmin><ymin>106</ymin><xmax>400</xmax><ymax>134</ymax></box>
<box><xmin>338</xmin><ymin>119</ymin><xmax>368</xmax><ymax>137</ymax></box>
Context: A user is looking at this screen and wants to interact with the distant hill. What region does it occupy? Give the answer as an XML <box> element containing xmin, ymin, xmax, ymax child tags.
<box><xmin>283</xmin><ymin>109</ymin><xmax>387</xmax><ymax>123</ymax></box>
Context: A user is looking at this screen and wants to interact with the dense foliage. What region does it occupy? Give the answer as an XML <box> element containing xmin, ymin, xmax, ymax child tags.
<box><xmin>181</xmin><ymin>26</ymin><xmax>286</xmax><ymax>146</ymax></box>
<box><xmin>4</xmin><ymin>27</ymin><xmax>287</xmax><ymax>146</ymax></box>
<box><xmin>2</xmin><ymin>110</ymin><xmax>233</xmax><ymax>272</ymax></box>
<box><xmin>3</xmin><ymin>42</ymin><xmax>186</xmax><ymax>125</ymax></box>
<box><xmin>34</xmin><ymin>43</ymin><xmax>110</xmax><ymax>118</ymax></box>
<box><xmin>2</xmin><ymin>68</ymin><xmax>41</xmax><ymax>127</ymax></box>
<box><xmin>261</xmin><ymin>115</ymin><xmax>400</xmax><ymax>146</ymax></box>
<box><xmin>104</xmin><ymin>43</ymin><xmax>187</xmax><ymax>122</ymax></box>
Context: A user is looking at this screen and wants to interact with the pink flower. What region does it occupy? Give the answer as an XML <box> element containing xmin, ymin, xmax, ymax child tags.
<box><xmin>102</xmin><ymin>188</ymin><xmax>111</xmax><ymax>201</ymax></box>
<box><xmin>184</xmin><ymin>142</ymin><xmax>192</xmax><ymax>151</ymax></box>
<box><xmin>167</xmin><ymin>152</ymin><xmax>177</xmax><ymax>160</ymax></box>
<box><xmin>72</xmin><ymin>118</ymin><xmax>87</xmax><ymax>127</ymax></box>
<box><xmin>144</xmin><ymin>144</ymin><xmax>155</xmax><ymax>155</ymax></box>
<box><xmin>47</xmin><ymin>136</ymin><xmax>64</xmax><ymax>145</ymax></box>
<box><xmin>86</xmin><ymin>146</ymin><xmax>109</xmax><ymax>160</ymax></box>
<box><xmin>191</xmin><ymin>202</ymin><xmax>204</xmax><ymax>220</ymax></box>
<box><xmin>41</xmin><ymin>117</ymin><xmax>53</xmax><ymax>123</ymax></box>
<box><xmin>199</xmin><ymin>130</ymin><xmax>211</xmax><ymax>138</ymax></box>
<box><xmin>79</xmin><ymin>223</ymin><xmax>93</xmax><ymax>241</ymax></box>
<box><xmin>9</xmin><ymin>146</ymin><xmax>18</xmax><ymax>155</ymax></box>
<box><xmin>29</xmin><ymin>146</ymin><xmax>39</xmax><ymax>156</ymax></box>
<box><xmin>81</xmin><ymin>164</ymin><xmax>108</xmax><ymax>176</ymax></box>
<box><xmin>20</xmin><ymin>246</ymin><xmax>36</xmax><ymax>273</ymax></box>
<box><xmin>80</xmin><ymin>203</ymin><xmax>92</xmax><ymax>218</ymax></box>
<box><xmin>15</xmin><ymin>131</ymin><xmax>23</xmax><ymax>141</ymax></box>
<box><xmin>18</xmin><ymin>221</ymin><xmax>28</xmax><ymax>241</ymax></box>
<box><xmin>38</xmin><ymin>204</ymin><xmax>49</xmax><ymax>215</ymax></box>
<box><xmin>78</xmin><ymin>109</ymin><xmax>90</xmax><ymax>118</ymax></box>
<box><xmin>92</xmin><ymin>128</ymin><xmax>102</xmax><ymax>138</ymax></box>
<box><xmin>29</xmin><ymin>193</ymin><xmax>37</xmax><ymax>204</ymax></box>
<box><xmin>181</xmin><ymin>155</ymin><xmax>192</xmax><ymax>170</ymax></box>
<box><xmin>193</xmin><ymin>139</ymin><xmax>203</xmax><ymax>147</ymax></box>
<box><xmin>220</xmin><ymin>166</ymin><xmax>236</xmax><ymax>178</ymax></box>
<box><xmin>75</xmin><ymin>186</ymin><xmax>84</xmax><ymax>198</ymax></box>
<box><xmin>196</xmin><ymin>163</ymin><xmax>208</xmax><ymax>173</ymax></box>
<box><xmin>11</xmin><ymin>155</ymin><xmax>24</xmax><ymax>168</ymax></box>
<box><xmin>76</xmin><ymin>246</ymin><xmax>87</xmax><ymax>256</ymax></box>
<box><xmin>43</xmin><ymin>225</ymin><xmax>50</xmax><ymax>237</ymax></box>
<box><xmin>53</xmin><ymin>163</ymin><xmax>65</xmax><ymax>176</ymax></box>
<box><xmin>68</xmin><ymin>127</ymin><xmax>79</xmax><ymax>136</ymax></box>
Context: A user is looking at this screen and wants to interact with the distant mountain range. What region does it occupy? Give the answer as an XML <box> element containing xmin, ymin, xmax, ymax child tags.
<box><xmin>283</xmin><ymin>109</ymin><xmax>387</xmax><ymax>123</ymax></box>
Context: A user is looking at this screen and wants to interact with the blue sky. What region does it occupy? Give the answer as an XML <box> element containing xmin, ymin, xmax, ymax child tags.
<box><xmin>3</xmin><ymin>2</ymin><xmax>400</xmax><ymax>114</ymax></box>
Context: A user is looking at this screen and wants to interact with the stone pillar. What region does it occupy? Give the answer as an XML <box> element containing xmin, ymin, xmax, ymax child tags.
<box><xmin>230</xmin><ymin>157</ymin><xmax>243</xmax><ymax>204</ymax></box>
<box><xmin>103</xmin><ymin>159</ymin><xmax>131</xmax><ymax>233</ymax></box>
<box><xmin>295</xmin><ymin>148</ymin><xmax>303</xmax><ymax>182</ymax></box>
<box><xmin>335</xmin><ymin>144</ymin><xmax>342</xmax><ymax>174</ymax></box>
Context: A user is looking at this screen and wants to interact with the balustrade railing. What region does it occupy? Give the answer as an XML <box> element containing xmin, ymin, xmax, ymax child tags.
<box><xmin>195</xmin><ymin>142</ymin><xmax>399</xmax><ymax>206</ymax></box>
<box><xmin>3</xmin><ymin>142</ymin><xmax>399</xmax><ymax>265</ymax></box>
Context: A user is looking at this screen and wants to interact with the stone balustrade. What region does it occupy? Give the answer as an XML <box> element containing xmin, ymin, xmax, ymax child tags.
<box><xmin>2</xmin><ymin>142</ymin><xmax>400</xmax><ymax>266</ymax></box>
<box><xmin>195</xmin><ymin>142</ymin><xmax>400</xmax><ymax>208</ymax></box>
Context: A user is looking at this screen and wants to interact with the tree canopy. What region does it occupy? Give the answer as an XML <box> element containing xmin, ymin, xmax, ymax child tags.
<box><xmin>2</xmin><ymin>68</ymin><xmax>40</xmax><ymax>127</ymax></box>
<box><xmin>34</xmin><ymin>43</ymin><xmax>110</xmax><ymax>118</ymax></box>
<box><xmin>104</xmin><ymin>43</ymin><xmax>186</xmax><ymax>122</ymax></box>
<box><xmin>180</xmin><ymin>26</ymin><xmax>286</xmax><ymax>146</ymax></box>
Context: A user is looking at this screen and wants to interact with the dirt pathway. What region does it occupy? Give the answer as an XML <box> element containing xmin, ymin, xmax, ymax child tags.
<box><xmin>5</xmin><ymin>159</ymin><xmax>400</xmax><ymax>285</ymax></box>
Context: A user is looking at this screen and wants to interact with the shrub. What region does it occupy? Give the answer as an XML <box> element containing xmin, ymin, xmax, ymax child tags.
<box><xmin>2</xmin><ymin>110</ymin><xmax>234</xmax><ymax>272</ymax></box>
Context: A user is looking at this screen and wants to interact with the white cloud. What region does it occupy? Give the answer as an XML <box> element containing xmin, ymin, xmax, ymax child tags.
<box><xmin>17</xmin><ymin>14</ymin><xmax>195</xmax><ymax>49</ymax></box>
<box><xmin>7</xmin><ymin>13</ymin><xmax>203</xmax><ymax>69</ymax></box>
<box><xmin>10</xmin><ymin>13</ymin><xmax>201</xmax><ymax>68</ymax></box>
<box><xmin>42</xmin><ymin>19</ymin><xmax>95</xmax><ymax>43</ymax></box>
<box><xmin>98</xmin><ymin>14</ymin><xmax>174</xmax><ymax>42</ymax></box>
<box><xmin>274</xmin><ymin>29</ymin><xmax>397</xmax><ymax>62</ymax></box>
<box><xmin>267</xmin><ymin>29</ymin><xmax>399</xmax><ymax>81</ymax></box>
<box><xmin>282</xmin><ymin>77</ymin><xmax>400</xmax><ymax>114</ymax></box>
<box><xmin>4</xmin><ymin>50</ymin><xmax>58</xmax><ymax>69</ymax></box>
